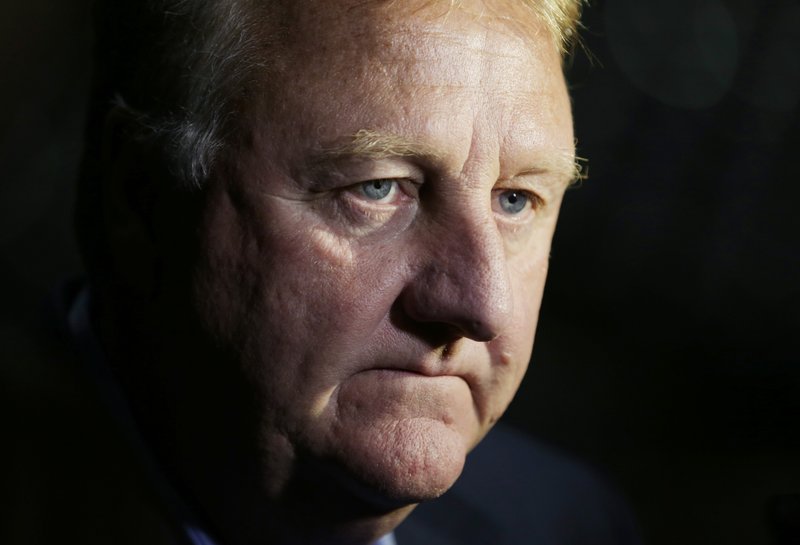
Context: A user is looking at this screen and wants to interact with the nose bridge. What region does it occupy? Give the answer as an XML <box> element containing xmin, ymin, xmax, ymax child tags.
<box><xmin>406</xmin><ymin>203</ymin><xmax>513</xmax><ymax>342</ymax></box>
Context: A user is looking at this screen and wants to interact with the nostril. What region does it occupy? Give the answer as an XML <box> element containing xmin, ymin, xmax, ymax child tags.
<box><xmin>391</xmin><ymin>288</ymin><xmax>502</xmax><ymax>347</ymax></box>
<box><xmin>390</xmin><ymin>302</ymin><xmax>465</xmax><ymax>348</ymax></box>
<box><xmin>466</xmin><ymin>319</ymin><xmax>499</xmax><ymax>343</ymax></box>
<box><xmin>389</xmin><ymin>299</ymin><xmax>455</xmax><ymax>345</ymax></box>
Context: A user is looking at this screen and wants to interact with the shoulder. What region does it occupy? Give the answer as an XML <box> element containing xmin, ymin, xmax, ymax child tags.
<box><xmin>396</xmin><ymin>423</ymin><xmax>641</xmax><ymax>545</ymax></box>
<box><xmin>0</xmin><ymin>284</ymin><xmax>178</xmax><ymax>545</ymax></box>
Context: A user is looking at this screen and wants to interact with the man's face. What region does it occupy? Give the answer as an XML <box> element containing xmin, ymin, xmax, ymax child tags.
<box><xmin>188</xmin><ymin>0</ymin><xmax>574</xmax><ymax>505</ymax></box>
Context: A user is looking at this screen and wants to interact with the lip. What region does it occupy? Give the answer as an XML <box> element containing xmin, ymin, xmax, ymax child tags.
<box><xmin>347</xmin><ymin>334</ymin><xmax>490</xmax><ymax>390</ymax></box>
<box><xmin>366</xmin><ymin>367</ymin><xmax>457</xmax><ymax>379</ymax></box>
<box><xmin>352</xmin><ymin>339</ymin><xmax>491</xmax><ymax>387</ymax></box>
<box><xmin>351</xmin><ymin>368</ymin><xmax>472</xmax><ymax>398</ymax></box>
<box><xmin>335</xmin><ymin>367</ymin><xmax>478</xmax><ymax>433</ymax></box>
<box><xmin>363</xmin><ymin>354</ymin><xmax>461</xmax><ymax>378</ymax></box>
<box><xmin>355</xmin><ymin>365</ymin><xmax>474</xmax><ymax>394</ymax></box>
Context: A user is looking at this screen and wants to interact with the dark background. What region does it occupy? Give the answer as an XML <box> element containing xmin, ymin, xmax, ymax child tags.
<box><xmin>2</xmin><ymin>1</ymin><xmax>798</xmax><ymax>544</ymax></box>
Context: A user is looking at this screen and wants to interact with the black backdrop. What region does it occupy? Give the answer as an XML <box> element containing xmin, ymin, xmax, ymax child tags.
<box><xmin>2</xmin><ymin>1</ymin><xmax>798</xmax><ymax>544</ymax></box>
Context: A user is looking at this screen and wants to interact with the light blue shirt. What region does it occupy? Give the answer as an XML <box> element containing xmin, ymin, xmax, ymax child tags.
<box><xmin>186</xmin><ymin>523</ymin><xmax>397</xmax><ymax>545</ymax></box>
<box><xmin>68</xmin><ymin>288</ymin><xmax>397</xmax><ymax>545</ymax></box>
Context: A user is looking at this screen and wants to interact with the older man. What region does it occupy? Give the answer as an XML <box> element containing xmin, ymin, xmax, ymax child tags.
<box><xmin>4</xmin><ymin>1</ymin><xmax>640</xmax><ymax>544</ymax></box>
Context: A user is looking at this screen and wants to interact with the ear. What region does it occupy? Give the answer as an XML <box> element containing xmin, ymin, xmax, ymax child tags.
<box><xmin>100</xmin><ymin>106</ymin><xmax>166</xmax><ymax>298</ymax></box>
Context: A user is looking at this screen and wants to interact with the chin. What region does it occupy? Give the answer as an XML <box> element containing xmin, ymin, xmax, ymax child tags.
<box><xmin>330</xmin><ymin>417</ymin><xmax>471</xmax><ymax>507</ymax></box>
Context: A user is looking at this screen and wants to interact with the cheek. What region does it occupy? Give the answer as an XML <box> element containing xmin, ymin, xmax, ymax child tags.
<box><xmin>516</xmin><ymin>257</ymin><xmax>549</xmax><ymax>373</ymax></box>
<box><xmin>303</xmin><ymin>224</ymin><xmax>406</xmax><ymax>321</ymax></box>
<box><xmin>510</xmin><ymin>242</ymin><xmax>550</xmax><ymax>328</ymax></box>
<box><xmin>308</xmin><ymin>225</ymin><xmax>356</xmax><ymax>265</ymax></box>
<box><xmin>195</xmin><ymin>192</ymin><xmax>412</xmax><ymax>386</ymax></box>
<box><xmin>484</xmin><ymin>251</ymin><xmax>550</xmax><ymax>412</ymax></box>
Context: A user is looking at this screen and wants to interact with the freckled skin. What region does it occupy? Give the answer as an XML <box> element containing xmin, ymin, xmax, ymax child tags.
<box><xmin>125</xmin><ymin>1</ymin><xmax>574</xmax><ymax>544</ymax></box>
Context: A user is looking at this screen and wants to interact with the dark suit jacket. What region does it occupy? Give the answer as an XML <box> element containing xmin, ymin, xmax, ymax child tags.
<box><xmin>1</xmin><ymin>283</ymin><xmax>640</xmax><ymax>545</ymax></box>
<box><xmin>396</xmin><ymin>425</ymin><xmax>641</xmax><ymax>545</ymax></box>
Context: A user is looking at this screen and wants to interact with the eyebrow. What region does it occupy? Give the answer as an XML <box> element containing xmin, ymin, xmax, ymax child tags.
<box><xmin>515</xmin><ymin>151</ymin><xmax>587</xmax><ymax>187</ymax></box>
<box><xmin>314</xmin><ymin>129</ymin><xmax>444</xmax><ymax>162</ymax></box>
<box><xmin>312</xmin><ymin>129</ymin><xmax>585</xmax><ymax>185</ymax></box>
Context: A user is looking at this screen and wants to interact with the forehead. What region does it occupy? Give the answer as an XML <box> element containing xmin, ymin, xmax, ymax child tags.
<box><xmin>276</xmin><ymin>0</ymin><xmax>554</xmax><ymax>63</ymax></box>
<box><xmin>247</xmin><ymin>0</ymin><xmax>572</xmax><ymax>177</ymax></box>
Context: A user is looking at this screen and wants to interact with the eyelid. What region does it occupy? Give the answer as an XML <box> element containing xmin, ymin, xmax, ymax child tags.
<box><xmin>519</xmin><ymin>188</ymin><xmax>545</xmax><ymax>209</ymax></box>
<box><xmin>306</xmin><ymin>157</ymin><xmax>426</xmax><ymax>192</ymax></box>
<box><xmin>496</xmin><ymin>172</ymin><xmax>552</xmax><ymax>203</ymax></box>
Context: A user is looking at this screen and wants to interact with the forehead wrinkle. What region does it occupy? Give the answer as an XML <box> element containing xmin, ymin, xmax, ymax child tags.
<box><xmin>386</xmin><ymin>29</ymin><xmax>533</xmax><ymax>88</ymax></box>
<box><xmin>362</xmin><ymin>6</ymin><xmax>544</xmax><ymax>86</ymax></box>
<box><xmin>452</xmin><ymin>26</ymin><xmax>519</xmax><ymax>181</ymax></box>
<box><xmin>380</xmin><ymin>0</ymin><xmax>553</xmax><ymax>46</ymax></box>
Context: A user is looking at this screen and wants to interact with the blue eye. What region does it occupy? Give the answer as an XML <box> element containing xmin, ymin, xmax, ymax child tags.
<box><xmin>359</xmin><ymin>179</ymin><xmax>395</xmax><ymax>201</ymax></box>
<box><xmin>497</xmin><ymin>190</ymin><xmax>529</xmax><ymax>214</ymax></box>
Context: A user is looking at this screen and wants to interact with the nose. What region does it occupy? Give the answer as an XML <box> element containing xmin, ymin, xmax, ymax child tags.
<box><xmin>398</xmin><ymin>211</ymin><xmax>513</xmax><ymax>344</ymax></box>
